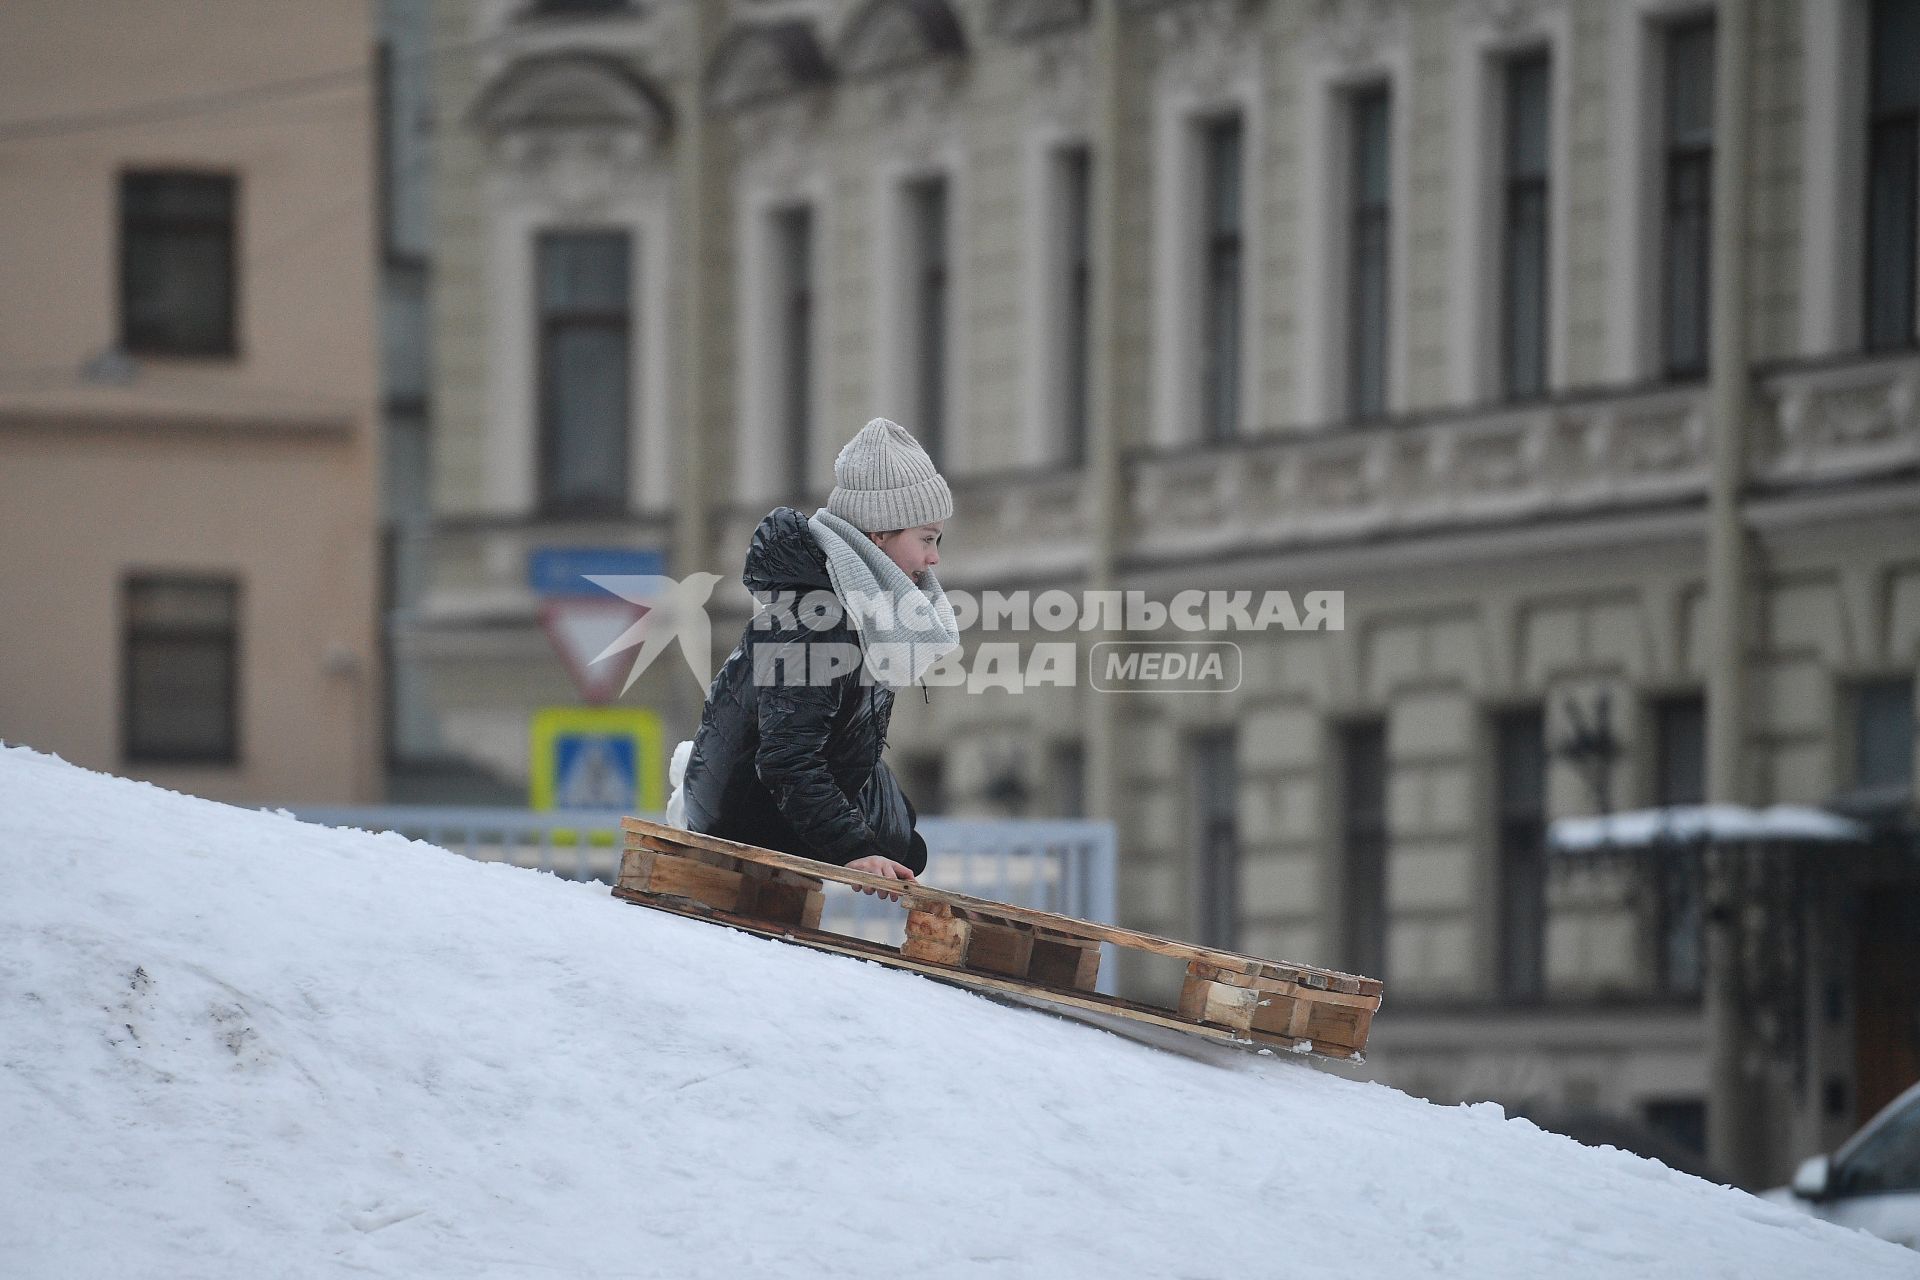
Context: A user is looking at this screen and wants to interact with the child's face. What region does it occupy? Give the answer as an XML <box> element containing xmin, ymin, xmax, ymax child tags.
<box><xmin>869</xmin><ymin>522</ymin><xmax>944</xmax><ymax>586</ymax></box>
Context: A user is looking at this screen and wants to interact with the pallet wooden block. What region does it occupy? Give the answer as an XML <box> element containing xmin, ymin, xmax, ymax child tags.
<box><xmin>613</xmin><ymin>816</ymin><xmax>1383</xmax><ymax>1061</ymax></box>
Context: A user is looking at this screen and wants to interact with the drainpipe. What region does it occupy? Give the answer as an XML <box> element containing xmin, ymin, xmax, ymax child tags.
<box><xmin>1086</xmin><ymin>2</ymin><xmax>1126</xmax><ymax>922</ymax></box>
<box><xmin>1704</xmin><ymin>0</ymin><xmax>1757</xmax><ymax>1188</ymax></box>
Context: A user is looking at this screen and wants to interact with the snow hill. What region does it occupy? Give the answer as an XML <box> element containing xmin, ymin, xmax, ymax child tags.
<box><xmin>0</xmin><ymin>744</ymin><xmax>1909</xmax><ymax>1279</ymax></box>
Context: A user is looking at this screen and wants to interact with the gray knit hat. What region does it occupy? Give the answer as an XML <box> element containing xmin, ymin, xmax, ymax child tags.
<box><xmin>825</xmin><ymin>417</ymin><xmax>953</xmax><ymax>532</ymax></box>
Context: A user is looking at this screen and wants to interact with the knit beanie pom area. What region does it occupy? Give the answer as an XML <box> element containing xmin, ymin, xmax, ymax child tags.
<box><xmin>825</xmin><ymin>417</ymin><xmax>954</xmax><ymax>533</ymax></box>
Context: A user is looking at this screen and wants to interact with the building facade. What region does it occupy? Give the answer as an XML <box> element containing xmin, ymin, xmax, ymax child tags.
<box><xmin>0</xmin><ymin>0</ymin><xmax>385</xmax><ymax>805</ymax></box>
<box><xmin>413</xmin><ymin>0</ymin><xmax>1920</xmax><ymax>1186</ymax></box>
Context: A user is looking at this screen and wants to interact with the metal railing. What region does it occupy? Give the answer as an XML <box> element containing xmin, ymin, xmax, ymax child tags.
<box><xmin>288</xmin><ymin>806</ymin><xmax>1119</xmax><ymax>992</ymax></box>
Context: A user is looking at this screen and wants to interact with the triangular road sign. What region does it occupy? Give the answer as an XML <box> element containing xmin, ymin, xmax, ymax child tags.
<box><xmin>541</xmin><ymin>599</ymin><xmax>649</xmax><ymax>705</ymax></box>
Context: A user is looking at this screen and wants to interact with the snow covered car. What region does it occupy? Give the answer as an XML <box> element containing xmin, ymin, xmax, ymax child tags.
<box><xmin>1762</xmin><ymin>1079</ymin><xmax>1920</xmax><ymax>1251</ymax></box>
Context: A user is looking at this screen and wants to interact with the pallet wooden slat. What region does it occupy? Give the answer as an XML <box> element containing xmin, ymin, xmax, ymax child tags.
<box><xmin>613</xmin><ymin>817</ymin><xmax>1383</xmax><ymax>1060</ymax></box>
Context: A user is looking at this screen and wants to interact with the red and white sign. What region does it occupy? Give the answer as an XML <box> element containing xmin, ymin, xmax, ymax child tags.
<box><xmin>540</xmin><ymin>599</ymin><xmax>649</xmax><ymax>705</ymax></box>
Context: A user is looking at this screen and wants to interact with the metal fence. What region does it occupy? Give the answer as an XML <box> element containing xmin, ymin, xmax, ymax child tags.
<box><xmin>289</xmin><ymin>806</ymin><xmax>1119</xmax><ymax>992</ymax></box>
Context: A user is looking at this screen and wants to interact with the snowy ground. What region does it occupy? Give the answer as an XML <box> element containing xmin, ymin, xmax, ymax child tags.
<box><xmin>1</xmin><ymin>744</ymin><xmax>1910</xmax><ymax>1279</ymax></box>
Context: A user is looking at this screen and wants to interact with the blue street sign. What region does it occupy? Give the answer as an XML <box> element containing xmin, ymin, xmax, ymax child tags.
<box><xmin>528</xmin><ymin>546</ymin><xmax>666</xmax><ymax>598</ymax></box>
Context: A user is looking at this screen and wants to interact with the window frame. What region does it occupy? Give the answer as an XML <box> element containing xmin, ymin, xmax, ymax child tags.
<box><xmin>1649</xmin><ymin>692</ymin><xmax>1707</xmax><ymax>997</ymax></box>
<box><xmin>1499</xmin><ymin>50</ymin><xmax>1552</xmax><ymax>402</ymax></box>
<box><xmin>1340</xmin><ymin>718</ymin><xmax>1390</xmax><ymax>979</ymax></box>
<box><xmin>774</xmin><ymin>204</ymin><xmax>815</xmax><ymax>498</ymax></box>
<box><xmin>118</xmin><ymin>168</ymin><xmax>240</xmax><ymax>359</ymax></box>
<box><xmin>1865</xmin><ymin>0</ymin><xmax>1920</xmax><ymax>351</ymax></box>
<box><xmin>534</xmin><ymin>228</ymin><xmax>634</xmax><ymax>519</ymax></box>
<box><xmin>1658</xmin><ymin>15</ymin><xmax>1716</xmax><ymax>380</ymax></box>
<box><xmin>1189</xmin><ymin>729</ymin><xmax>1241</xmax><ymax>951</ymax></box>
<box><xmin>1057</xmin><ymin>144</ymin><xmax>1094</xmax><ymax>466</ymax></box>
<box><xmin>905</xmin><ymin>175</ymin><xmax>950</xmax><ymax>468</ymax></box>
<box><xmin>1346</xmin><ymin>85</ymin><xmax>1393</xmax><ymax>422</ymax></box>
<box><xmin>1493</xmin><ymin>706</ymin><xmax>1548</xmax><ymax>998</ymax></box>
<box><xmin>121</xmin><ymin>573</ymin><xmax>242</xmax><ymax>767</ymax></box>
<box><xmin>1199</xmin><ymin>113</ymin><xmax>1244</xmax><ymax>442</ymax></box>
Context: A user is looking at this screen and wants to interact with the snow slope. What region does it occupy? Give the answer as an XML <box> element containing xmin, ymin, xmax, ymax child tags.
<box><xmin>0</xmin><ymin>744</ymin><xmax>1909</xmax><ymax>1279</ymax></box>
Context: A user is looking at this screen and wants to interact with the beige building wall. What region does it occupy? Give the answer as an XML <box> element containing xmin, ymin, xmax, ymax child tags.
<box><xmin>415</xmin><ymin>0</ymin><xmax>1920</xmax><ymax>1183</ymax></box>
<box><xmin>0</xmin><ymin>0</ymin><xmax>383</xmax><ymax>804</ymax></box>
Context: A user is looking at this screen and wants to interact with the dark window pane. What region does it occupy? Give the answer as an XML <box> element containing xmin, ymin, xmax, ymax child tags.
<box><xmin>1503</xmin><ymin>53</ymin><xmax>1551</xmax><ymax>400</ymax></box>
<box><xmin>1652</xmin><ymin>694</ymin><xmax>1706</xmax><ymax>995</ymax></box>
<box><xmin>123</xmin><ymin>577</ymin><xmax>239</xmax><ymax>764</ymax></box>
<box><xmin>120</xmin><ymin>172</ymin><xmax>236</xmax><ymax>356</ymax></box>
<box><xmin>538</xmin><ymin>231</ymin><xmax>631</xmax><ymax>513</ymax></box>
<box><xmin>1052</xmin><ymin>740</ymin><xmax>1086</xmax><ymax>818</ymax></box>
<box><xmin>1856</xmin><ymin>678</ymin><xmax>1916</xmax><ymax>793</ymax></box>
<box><xmin>1644</xmin><ymin>1098</ymin><xmax>1708</xmax><ymax>1157</ymax></box>
<box><xmin>1662</xmin><ymin>21</ymin><xmax>1714</xmax><ymax>377</ymax></box>
<box><xmin>778</xmin><ymin>206</ymin><xmax>813</xmax><ymax>495</ymax></box>
<box><xmin>1059</xmin><ymin>146</ymin><xmax>1092</xmax><ymax>467</ymax></box>
<box><xmin>1495</xmin><ymin>708</ymin><xmax>1546</xmax><ymax>997</ymax></box>
<box><xmin>1664</xmin><ymin>151</ymin><xmax>1712</xmax><ymax>375</ymax></box>
<box><xmin>1666</xmin><ymin>21</ymin><xmax>1716</xmax><ymax>146</ymax></box>
<box><xmin>1654</xmin><ymin>695</ymin><xmax>1707</xmax><ymax>806</ymax></box>
<box><xmin>1506</xmin><ymin>53</ymin><xmax>1551</xmax><ymax>179</ymax></box>
<box><xmin>1349</xmin><ymin>87</ymin><xmax>1392</xmax><ymax>420</ymax></box>
<box><xmin>1871</xmin><ymin>0</ymin><xmax>1920</xmax><ymax>116</ymax></box>
<box><xmin>1341</xmin><ymin>719</ymin><xmax>1388</xmax><ymax>978</ymax></box>
<box><xmin>1191</xmin><ymin>731</ymin><xmax>1239</xmax><ymax>950</ymax></box>
<box><xmin>908</xmin><ymin>178</ymin><xmax>948</xmax><ymax>468</ymax></box>
<box><xmin>540</xmin><ymin>232</ymin><xmax>629</xmax><ymax>310</ymax></box>
<box><xmin>1202</xmin><ymin>115</ymin><xmax>1244</xmax><ymax>442</ymax></box>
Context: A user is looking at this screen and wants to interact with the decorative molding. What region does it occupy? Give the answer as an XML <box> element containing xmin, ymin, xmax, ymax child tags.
<box><xmin>706</xmin><ymin>20</ymin><xmax>833</xmax><ymax>112</ymax></box>
<box><xmin>989</xmin><ymin>0</ymin><xmax>1089</xmax><ymax>40</ymax></box>
<box><xmin>468</xmin><ymin>54</ymin><xmax>674</xmax><ymax>198</ymax></box>
<box><xmin>1460</xmin><ymin>0</ymin><xmax>1572</xmax><ymax>38</ymax></box>
<box><xmin>1026</xmin><ymin>26</ymin><xmax>1091</xmax><ymax>132</ymax></box>
<box><xmin>838</xmin><ymin>0</ymin><xmax>967</xmax><ymax>79</ymax></box>
<box><xmin>727</xmin><ymin>95</ymin><xmax>831</xmax><ymax>182</ymax></box>
<box><xmin>1301</xmin><ymin>0</ymin><xmax>1412</xmax><ymax>77</ymax></box>
<box><xmin>1149</xmin><ymin>0</ymin><xmax>1261</xmax><ymax>92</ymax></box>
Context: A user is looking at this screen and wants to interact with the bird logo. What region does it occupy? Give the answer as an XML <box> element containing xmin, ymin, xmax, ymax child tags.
<box><xmin>585</xmin><ymin>572</ymin><xmax>725</xmax><ymax>695</ymax></box>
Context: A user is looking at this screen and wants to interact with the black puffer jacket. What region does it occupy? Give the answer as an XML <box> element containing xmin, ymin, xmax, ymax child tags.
<box><xmin>680</xmin><ymin>507</ymin><xmax>927</xmax><ymax>872</ymax></box>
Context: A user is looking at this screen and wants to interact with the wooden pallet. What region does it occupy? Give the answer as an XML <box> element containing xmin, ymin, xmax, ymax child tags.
<box><xmin>613</xmin><ymin>817</ymin><xmax>1383</xmax><ymax>1061</ymax></box>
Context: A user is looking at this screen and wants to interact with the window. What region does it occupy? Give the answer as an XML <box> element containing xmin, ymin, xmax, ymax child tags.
<box><xmin>1057</xmin><ymin>146</ymin><xmax>1093</xmax><ymax>465</ymax></box>
<box><xmin>1348</xmin><ymin>87</ymin><xmax>1392</xmax><ymax>420</ymax></box>
<box><xmin>537</xmin><ymin>231</ymin><xmax>632</xmax><ymax>516</ymax></box>
<box><xmin>906</xmin><ymin>177</ymin><xmax>949</xmax><ymax>467</ymax></box>
<box><xmin>1501</xmin><ymin>52</ymin><xmax>1551</xmax><ymax>400</ymax></box>
<box><xmin>1340</xmin><ymin>719</ymin><xmax>1388</xmax><ymax>978</ymax></box>
<box><xmin>1661</xmin><ymin>17</ymin><xmax>1715</xmax><ymax>378</ymax></box>
<box><xmin>1652</xmin><ymin>694</ymin><xmax>1706</xmax><ymax>995</ymax></box>
<box><xmin>897</xmin><ymin>752</ymin><xmax>947</xmax><ymax>817</ymax></box>
<box><xmin>1200</xmin><ymin>116</ymin><xmax>1243</xmax><ymax>440</ymax></box>
<box><xmin>1494</xmin><ymin>708</ymin><xmax>1547</xmax><ymax>997</ymax></box>
<box><xmin>1051</xmin><ymin>740</ymin><xmax>1086</xmax><ymax>818</ymax></box>
<box><xmin>123</xmin><ymin>576</ymin><xmax>240</xmax><ymax>764</ymax></box>
<box><xmin>1866</xmin><ymin>0</ymin><xmax>1920</xmax><ymax>350</ymax></box>
<box><xmin>1191</xmin><ymin>731</ymin><xmax>1239</xmax><ymax>950</ymax></box>
<box><xmin>775</xmin><ymin>205</ymin><xmax>814</xmax><ymax>497</ymax></box>
<box><xmin>120</xmin><ymin>171</ymin><xmax>237</xmax><ymax>357</ymax></box>
<box><xmin>1644</xmin><ymin>1098</ymin><xmax>1708</xmax><ymax>1157</ymax></box>
<box><xmin>1853</xmin><ymin>677</ymin><xmax>1916</xmax><ymax>794</ymax></box>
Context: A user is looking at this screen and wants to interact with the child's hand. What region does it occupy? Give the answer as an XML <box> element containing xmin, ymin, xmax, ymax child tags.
<box><xmin>846</xmin><ymin>855</ymin><xmax>916</xmax><ymax>902</ymax></box>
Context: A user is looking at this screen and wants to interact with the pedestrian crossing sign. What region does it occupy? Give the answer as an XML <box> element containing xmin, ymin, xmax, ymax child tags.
<box><xmin>529</xmin><ymin>706</ymin><xmax>666</xmax><ymax>812</ymax></box>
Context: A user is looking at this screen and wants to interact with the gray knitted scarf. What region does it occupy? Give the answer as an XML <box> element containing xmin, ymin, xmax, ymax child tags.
<box><xmin>807</xmin><ymin>507</ymin><xmax>960</xmax><ymax>687</ymax></box>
